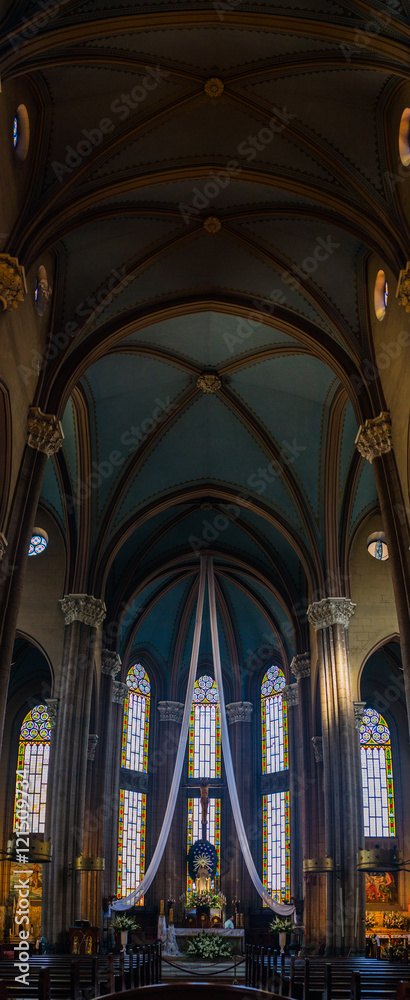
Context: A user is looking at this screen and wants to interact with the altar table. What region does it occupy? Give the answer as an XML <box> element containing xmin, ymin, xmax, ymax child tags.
<box><xmin>174</xmin><ymin>928</ymin><xmax>245</xmax><ymax>954</ymax></box>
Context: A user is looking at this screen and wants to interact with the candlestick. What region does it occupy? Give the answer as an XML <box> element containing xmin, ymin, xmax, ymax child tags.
<box><xmin>160</xmin><ymin>899</ymin><xmax>164</xmax><ymax>916</ymax></box>
<box><xmin>169</xmin><ymin>908</ymin><xmax>174</xmax><ymax>924</ymax></box>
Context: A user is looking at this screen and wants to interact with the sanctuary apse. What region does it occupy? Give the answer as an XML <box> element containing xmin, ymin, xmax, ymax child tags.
<box><xmin>0</xmin><ymin>0</ymin><xmax>409</xmax><ymax>960</ymax></box>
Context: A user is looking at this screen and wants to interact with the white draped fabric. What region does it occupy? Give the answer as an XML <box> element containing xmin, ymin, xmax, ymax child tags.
<box><xmin>207</xmin><ymin>557</ymin><xmax>295</xmax><ymax>918</ymax></box>
<box><xmin>112</xmin><ymin>555</ymin><xmax>295</xmax><ymax>918</ymax></box>
<box><xmin>111</xmin><ymin>558</ymin><xmax>207</xmax><ymax>909</ymax></box>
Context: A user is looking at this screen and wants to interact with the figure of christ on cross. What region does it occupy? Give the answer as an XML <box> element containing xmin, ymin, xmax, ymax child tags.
<box><xmin>185</xmin><ymin>778</ymin><xmax>210</xmax><ymax>840</ymax></box>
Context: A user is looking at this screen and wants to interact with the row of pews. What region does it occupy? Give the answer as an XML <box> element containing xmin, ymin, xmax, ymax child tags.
<box><xmin>245</xmin><ymin>949</ymin><xmax>410</xmax><ymax>999</ymax></box>
<box><xmin>0</xmin><ymin>945</ymin><xmax>161</xmax><ymax>998</ymax></box>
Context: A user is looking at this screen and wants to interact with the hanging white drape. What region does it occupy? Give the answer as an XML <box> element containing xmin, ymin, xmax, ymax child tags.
<box><xmin>112</xmin><ymin>555</ymin><xmax>295</xmax><ymax>918</ymax></box>
<box><xmin>111</xmin><ymin>557</ymin><xmax>207</xmax><ymax>909</ymax></box>
<box><xmin>207</xmin><ymin>556</ymin><xmax>295</xmax><ymax>918</ymax></box>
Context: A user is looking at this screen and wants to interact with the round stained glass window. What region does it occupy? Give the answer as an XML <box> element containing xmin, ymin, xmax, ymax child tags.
<box><xmin>374</xmin><ymin>269</ymin><xmax>388</xmax><ymax>321</ymax></box>
<box><xmin>13</xmin><ymin>116</ymin><xmax>18</xmax><ymax>148</ymax></box>
<box><xmin>193</xmin><ymin>675</ymin><xmax>218</xmax><ymax>703</ymax></box>
<box><xmin>20</xmin><ymin>705</ymin><xmax>51</xmax><ymax>742</ymax></box>
<box><xmin>261</xmin><ymin>665</ymin><xmax>286</xmax><ymax>697</ymax></box>
<box><xmin>28</xmin><ymin>528</ymin><xmax>48</xmax><ymax>556</ymax></box>
<box><xmin>127</xmin><ymin>663</ymin><xmax>150</xmax><ymax>695</ymax></box>
<box><xmin>367</xmin><ymin>531</ymin><xmax>388</xmax><ymax>561</ymax></box>
<box><xmin>360</xmin><ymin>707</ymin><xmax>390</xmax><ymax>746</ymax></box>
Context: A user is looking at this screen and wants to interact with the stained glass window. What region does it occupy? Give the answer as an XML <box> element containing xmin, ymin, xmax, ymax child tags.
<box><xmin>14</xmin><ymin>705</ymin><xmax>51</xmax><ymax>834</ymax></box>
<box><xmin>118</xmin><ymin>664</ymin><xmax>150</xmax><ymax>901</ymax></box>
<box><xmin>13</xmin><ymin>116</ymin><xmax>18</xmax><ymax>147</ymax></box>
<box><xmin>263</xmin><ymin>792</ymin><xmax>290</xmax><ymax>904</ymax></box>
<box><xmin>122</xmin><ymin>664</ymin><xmax>150</xmax><ymax>772</ymax></box>
<box><xmin>360</xmin><ymin>707</ymin><xmax>395</xmax><ymax>837</ymax></box>
<box><xmin>28</xmin><ymin>532</ymin><xmax>48</xmax><ymax>556</ymax></box>
<box><xmin>117</xmin><ymin>789</ymin><xmax>146</xmax><ymax>900</ymax></box>
<box><xmin>187</xmin><ymin>797</ymin><xmax>221</xmax><ymax>893</ymax></box>
<box><xmin>187</xmin><ymin>675</ymin><xmax>221</xmax><ymax>893</ymax></box>
<box><xmin>261</xmin><ymin>667</ymin><xmax>290</xmax><ymax>903</ymax></box>
<box><xmin>261</xmin><ymin>666</ymin><xmax>288</xmax><ymax>774</ymax></box>
<box><xmin>189</xmin><ymin>675</ymin><xmax>221</xmax><ymax>778</ymax></box>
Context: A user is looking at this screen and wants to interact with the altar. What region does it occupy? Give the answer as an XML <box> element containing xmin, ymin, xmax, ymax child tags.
<box><xmin>174</xmin><ymin>928</ymin><xmax>245</xmax><ymax>954</ymax></box>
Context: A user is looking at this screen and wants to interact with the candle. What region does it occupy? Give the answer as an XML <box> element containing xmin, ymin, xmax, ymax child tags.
<box><xmin>160</xmin><ymin>899</ymin><xmax>164</xmax><ymax>916</ymax></box>
<box><xmin>169</xmin><ymin>908</ymin><xmax>174</xmax><ymax>924</ymax></box>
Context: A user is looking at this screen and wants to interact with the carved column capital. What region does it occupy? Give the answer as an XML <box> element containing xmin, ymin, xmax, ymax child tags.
<box><xmin>290</xmin><ymin>652</ymin><xmax>310</xmax><ymax>679</ymax></box>
<box><xmin>283</xmin><ymin>683</ymin><xmax>298</xmax><ymax>707</ymax></box>
<box><xmin>311</xmin><ymin>736</ymin><xmax>323</xmax><ymax>762</ymax></box>
<box><xmin>45</xmin><ymin>698</ymin><xmax>58</xmax><ymax>728</ymax></box>
<box><xmin>396</xmin><ymin>263</ymin><xmax>410</xmax><ymax>313</ymax></box>
<box><xmin>355</xmin><ymin>412</ymin><xmax>392</xmax><ymax>464</ymax></box>
<box><xmin>225</xmin><ymin>702</ymin><xmax>253</xmax><ymax>724</ymax></box>
<box><xmin>101</xmin><ymin>649</ymin><xmax>122</xmax><ymax>677</ymax></box>
<box><xmin>0</xmin><ymin>253</ymin><xmax>26</xmax><ymax>310</ymax></box>
<box><xmin>112</xmin><ymin>681</ymin><xmax>128</xmax><ymax>704</ymax></box>
<box><xmin>0</xmin><ymin>533</ymin><xmax>7</xmax><ymax>561</ymax></box>
<box><xmin>307</xmin><ymin>597</ymin><xmax>356</xmax><ymax>630</ymax></box>
<box><xmin>59</xmin><ymin>594</ymin><xmax>106</xmax><ymax>627</ymax></box>
<box><xmin>353</xmin><ymin>701</ymin><xmax>367</xmax><ymax>731</ymax></box>
<box><xmin>87</xmin><ymin>734</ymin><xmax>98</xmax><ymax>760</ymax></box>
<box><xmin>27</xmin><ymin>407</ymin><xmax>64</xmax><ymax>457</ymax></box>
<box><xmin>157</xmin><ymin>701</ymin><xmax>184</xmax><ymax>723</ymax></box>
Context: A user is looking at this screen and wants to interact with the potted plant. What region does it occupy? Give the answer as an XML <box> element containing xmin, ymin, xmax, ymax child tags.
<box><xmin>269</xmin><ymin>916</ymin><xmax>294</xmax><ymax>955</ymax></box>
<box><xmin>110</xmin><ymin>915</ymin><xmax>140</xmax><ymax>952</ymax></box>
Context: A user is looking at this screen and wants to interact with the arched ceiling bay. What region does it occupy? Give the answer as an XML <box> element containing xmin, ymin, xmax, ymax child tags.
<box><xmin>2</xmin><ymin>0</ymin><xmax>395</xmax><ymax>662</ymax></box>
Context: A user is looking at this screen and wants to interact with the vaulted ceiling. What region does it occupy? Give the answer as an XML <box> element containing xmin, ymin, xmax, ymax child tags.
<box><xmin>3</xmin><ymin>0</ymin><xmax>406</xmax><ymax>685</ymax></box>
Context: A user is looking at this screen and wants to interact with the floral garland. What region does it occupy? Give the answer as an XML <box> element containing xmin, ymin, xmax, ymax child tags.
<box><xmin>182</xmin><ymin>890</ymin><xmax>226</xmax><ymax>908</ymax></box>
<box><xmin>186</xmin><ymin>934</ymin><xmax>232</xmax><ymax>959</ymax></box>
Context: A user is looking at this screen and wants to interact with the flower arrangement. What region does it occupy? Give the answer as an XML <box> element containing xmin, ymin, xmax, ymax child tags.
<box><xmin>383</xmin><ymin>912</ymin><xmax>408</xmax><ymax>929</ymax></box>
<box><xmin>187</xmin><ymin>933</ymin><xmax>232</xmax><ymax>960</ymax></box>
<box><xmin>365</xmin><ymin>914</ymin><xmax>376</xmax><ymax>931</ymax></box>
<box><xmin>269</xmin><ymin>916</ymin><xmax>294</xmax><ymax>934</ymax></box>
<box><xmin>182</xmin><ymin>890</ymin><xmax>226</xmax><ymax>908</ymax></box>
<box><xmin>110</xmin><ymin>915</ymin><xmax>140</xmax><ymax>933</ymax></box>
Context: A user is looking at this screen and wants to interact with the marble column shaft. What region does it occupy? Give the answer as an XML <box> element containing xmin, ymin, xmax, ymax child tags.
<box><xmin>224</xmin><ymin>703</ymin><xmax>255</xmax><ymax>913</ymax></box>
<box><xmin>307</xmin><ymin>599</ymin><xmax>364</xmax><ymax>955</ymax></box>
<box><xmin>42</xmin><ymin>595</ymin><xmax>106</xmax><ymax>945</ymax></box>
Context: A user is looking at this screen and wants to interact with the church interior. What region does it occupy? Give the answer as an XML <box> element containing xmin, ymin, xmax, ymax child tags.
<box><xmin>1</xmin><ymin>0</ymin><xmax>410</xmax><ymax>989</ymax></box>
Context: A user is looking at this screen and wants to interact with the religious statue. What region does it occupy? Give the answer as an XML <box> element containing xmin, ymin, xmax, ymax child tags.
<box><xmin>195</xmin><ymin>865</ymin><xmax>212</xmax><ymax>894</ymax></box>
<box><xmin>199</xmin><ymin>779</ymin><xmax>209</xmax><ymax>825</ymax></box>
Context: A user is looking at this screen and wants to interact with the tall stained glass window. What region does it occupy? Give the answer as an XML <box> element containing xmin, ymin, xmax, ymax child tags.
<box><xmin>118</xmin><ymin>664</ymin><xmax>150</xmax><ymax>900</ymax></box>
<box><xmin>187</xmin><ymin>675</ymin><xmax>221</xmax><ymax>891</ymax></box>
<box><xmin>261</xmin><ymin>667</ymin><xmax>290</xmax><ymax>903</ymax></box>
<box><xmin>14</xmin><ymin>705</ymin><xmax>51</xmax><ymax>834</ymax></box>
<box><xmin>360</xmin><ymin>707</ymin><xmax>395</xmax><ymax>837</ymax></box>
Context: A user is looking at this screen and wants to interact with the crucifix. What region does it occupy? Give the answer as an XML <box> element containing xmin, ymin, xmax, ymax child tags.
<box><xmin>185</xmin><ymin>778</ymin><xmax>210</xmax><ymax>840</ymax></box>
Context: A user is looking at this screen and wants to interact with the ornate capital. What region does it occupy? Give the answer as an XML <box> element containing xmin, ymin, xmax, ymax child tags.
<box><xmin>59</xmin><ymin>594</ymin><xmax>106</xmax><ymax>627</ymax></box>
<box><xmin>226</xmin><ymin>702</ymin><xmax>253</xmax><ymax>724</ymax></box>
<box><xmin>203</xmin><ymin>217</ymin><xmax>221</xmax><ymax>235</ymax></box>
<box><xmin>311</xmin><ymin>736</ymin><xmax>323</xmax><ymax>762</ymax></box>
<box><xmin>112</xmin><ymin>681</ymin><xmax>128</xmax><ymax>704</ymax></box>
<box><xmin>196</xmin><ymin>373</ymin><xmax>221</xmax><ymax>393</ymax></box>
<box><xmin>0</xmin><ymin>254</ymin><xmax>26</xmax><ymax>310</ymax></box>
<box><xmin>353</xmin><ymin>701</ymin><xmax>367</xmax><ymax>731</ymax></box>
<box><xmin>101</xmin><ymin>649</ymin><xmax>122</xmax><ymax>677</ymax></box>
<box><xmin>283</xmin><ymin>683</ymin><xmax>298</xmax><ymax>707</ymax></box>
<box><xmin>290</xmin><ymin>652</ymin><xmax>310</xmax><ymax>680</ymax></box>
<box><xmin>27</xmin><ymin>407</ymin><xmax>64</xmax><ymax>458</ymax></box>
<box><xmin>0</xmin><ymin>532</ymin><xmax>7</xmax><ymax>561</ymax></box>
<box><xmin>87</xmin><ymin>734</ymin><xmax>98</xmax><ymax>760</ymax></box>
<box><xmin>45</xmin><ymin>698</ymin><xmax>58</xmax><ymax>728</ymax></box>
<box><xmin>355</xmin><ymin>412</ymin><xmax>392</xmax><ymax>464</ymax></box>
<box><xmin>204</xmin><ymin>77</ymin><xmax>224</xmax><ymax>98</ymax></box>
<box><xmin>307</xmin><ymin>597</ymin><xmax>356</xmax><ymax>630</ymax></box>
<box><xmin>157</xmin><ymin>701</ymin><xmax>184</xmax><ymax>723</ymax></box>
<box><xmin>396</xmin><ymin>263</ymin><xmax>410</xmax><ymax>313</ymax></box>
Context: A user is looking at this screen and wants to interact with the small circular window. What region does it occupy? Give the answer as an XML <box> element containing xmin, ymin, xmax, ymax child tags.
<box><xmin>13</xmin><ymin>104</ymin><xmax>30</xmax><ymax>162</ymax></box>
<box><xmin>399</xmin><ymin>108</ymin><xmax>410</xmax><ymax>167</ymax></box>
<box><xmin>28</xmin><ymin>528</ymin><xmax>48</xmax><ymax>556</ymax></box>
<box><xmin>374</xmin><ymin>269</ymin><xmax>388</xmax><ymax>321</ymax></box>
<box><xmin>366</xmin><ymin>531</ymin><xmax>388</xmax><ymax>561</ymax></box>
<box><xmin>35</xmin><ymin>265</ymin><xmax>50</xmax><ymax>317</ymax></box>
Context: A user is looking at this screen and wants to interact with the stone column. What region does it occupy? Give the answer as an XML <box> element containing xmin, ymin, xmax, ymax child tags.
<box><xmin>307</xmin><ymin>598</ymin><xmax>364</xmax><ymax>955</ymax></box>
<box><xmin>154</xmin><ymin>702</ymin><xmax>184</xmax><ymax>907</ymax></box>
<box><xmin>291</xmin><ymin>653</ymin><xmax>325</xmax><ymax>950</ymax></box>
<box><xmin>99</xmin><ymin>652</ymin><xmax>122</xmax><ymax>912</ymax></box>
<box><xmin>225</xmin><ymin>702</ymin><xmax>255</xmax><ymax>917</ymax></box>
<box><xmin>356</xmin><ymin>413</ymin><xmax>410</xmax><ymax>727</ymax></box>
<box><xmin>42</xmin><ymin>594</ymin><xmax>106</xmax><ymax>946</ymax></box>
<box><xmin>0</xmin><ymin>409</ymin><xmax>63</xmax><ymax>755</ymax></box>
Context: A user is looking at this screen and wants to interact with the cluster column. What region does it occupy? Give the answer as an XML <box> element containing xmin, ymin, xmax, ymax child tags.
<box><xmin>42</xmin><ymin>594</ymin><xmax>106</xmax><ymax>947</ymax></box>
<box><xmin>153</xmin><ymin>702</ymin><xmax>184</xmax><ymax>906</ymax></box>
<box><xmin>225</xmin><ymin>702</ymin><xmax>254</xmax><ymax>915</ymax></box>
<box><xmin>306</xmin><ymin>598</ymin><xmax>364</xmax><ymax>955</ymax></box>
